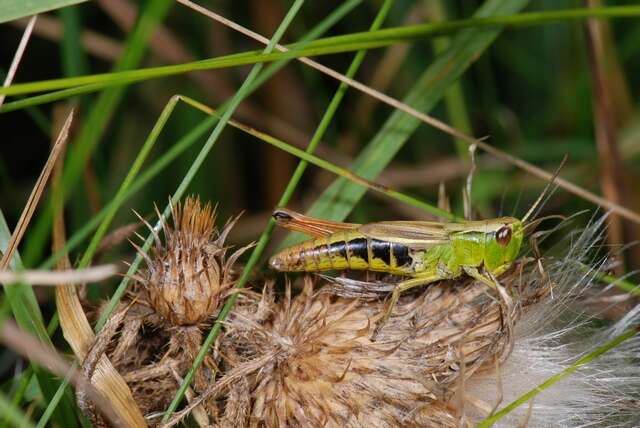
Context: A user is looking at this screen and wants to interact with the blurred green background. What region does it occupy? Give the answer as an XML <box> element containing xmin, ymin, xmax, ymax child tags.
<box><xmin>1</xmin><ymin>0</ymin><xmax>640</xmax><ymax>425</ymax></box>
<box><xmin>0</xmin><ymin>0</ymin><xmax>638</xmax><ymax>305</ymax></box>
<box><xmin>0</xmin><ymin>1</ymin><xmax>640</xmax><ymax>252</ymax></box>
<box><xmin>1</xmin><ymin>1</ymin><xmax>639</xmax><ymax>256</ymax></box>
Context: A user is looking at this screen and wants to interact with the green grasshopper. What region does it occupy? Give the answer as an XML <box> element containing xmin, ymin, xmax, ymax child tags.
<box><xmin>269</xmin><ymin>168</ymin><xmax>559</xmax><ymax>337</ymax></box>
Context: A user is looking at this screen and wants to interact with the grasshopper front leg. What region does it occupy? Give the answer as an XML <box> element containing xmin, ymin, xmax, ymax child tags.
<box><xmin>463</xmin><ymin>266</ymin><xmax>515</xmax><ymax>349</ymax></box>
<box><xmin>372</xmin><ymin>274</ymin><xmax>444</xmax><ymax>340</ymax></box>
<box><xmin>463</xmin><ymin>266</ymin><xmax>498</xmax><ymax>289</ymax></box>
<box><xmin>462</xmin><ymin>266</ymin><xmax>513</xmax><ymax>305</ymax></box>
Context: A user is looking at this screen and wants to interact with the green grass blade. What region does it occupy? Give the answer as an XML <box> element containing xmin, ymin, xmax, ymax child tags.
<box><xmin>575</xmin><ymin>261</ymin><xmax>640</xmax><ymax>296</ymax></box>
<box><xmin>159</xmin><ymin>2</ymin><xmax>307</xmax><ymax>421</ymax></box>
<box><xmin>477</xmin><ymin>327</ymin><xmax>640</xmax><ymax>427</ymax></box>
<box><xmin>0</xmin><ymin>70</ymin><xmax>50</xmax><ymax>135</ymax></box>
<box><xmin>0</xmin><ymin>214</ymin><xmax>45</xmax><ymax>330</ymax></box>
<box><xmin>76</xmin><ymin>95</ymin><xmax>181</xmax><ymax>269</ymax></box>
<box><xmin>40</xmin><ymin>114</ymin><xmax>218</xmax><ymax>271</ymax></box>
<box><xmin>2</xmin><ymin>6</ymin><xmax>640</xmax><ymax>100</ymax></box>
<box><xmin>58</xmin><ymin>5</ymin><xmax>89</xmax><ymax>112</ymax></box>
<box><xmin>1</xmin><ymin>367</ymin><xmax>31</xmax><ymax>428</ymax></box>
<box><xmin>286</xmin><ymin>0</ymin><xmax>531</xmax><ymax>241</ymax></box>
<box><xmin>429</xmin><ymin>0</ymin><xmax>473</xmax><ymax>159</ymax></box>
<box><xmin>22</xmin><ymin>0</ymin><xmax>173</xmax><ymax>269</ymax></box>
<box><xmin>0</xmin><ymin>83</ymin><xmax>108</xmax><ymax>114</ymax></box>
<box><xmin>37</xmin><ymin>0</ymin><xmax>361</xmax><ymax>273</ymax></box>
<box><xmin>34</xmin><ymin>368</ymin><xmax>75</xmax><ymax>428</ymax></box>
<box><xmin>0</xmin><ymin>212</ymin><xmax>78</xmax><ymax>427</ymax></box>
<box><xmin>0</xmin><ymin>0</ymin><xmax>363</xmax><ymax>115</ymax></box>
<box><xmin>0</xmin><ymin>390</ymin><xmax>34</xmax><ymax>428</ymax></box>
<box><xmin>0</xmin><ymin>0</ymin><xmax>88</xmax><ymax>24</ymax></box>
<box><xmin>59</xmin><ymin>6</ymin><xmax>88</xmax><ymax>78</ymax></box>
<box><xmin>594</xmin><ymin>272</ymin><xmax>640</xmax><ymax>296</ymax></box>
<box><xmin>59</xmin><ymin>5</ymin><xmax>90</xmax><ymax>230</ymax></box>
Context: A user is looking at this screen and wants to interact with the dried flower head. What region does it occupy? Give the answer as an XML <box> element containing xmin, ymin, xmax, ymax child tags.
<box><xmin>168</xmin><ymin>268</ymin><xmax>540</xmax><ymax>428</ymax></box>
<box><xmin>81</xmin><ymin>197</ymin><xmax>251</xmax><ymax>425</ymax></box>
<box><xmin>138</xmin><ymin>196</ymin><xmax>246</xmax><ymax>326</ymax></box>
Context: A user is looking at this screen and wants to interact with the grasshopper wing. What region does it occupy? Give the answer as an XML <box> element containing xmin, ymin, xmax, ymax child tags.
<box><xmin>272</xmin><ymin>208</ymin><xmax>361</xmax><ymax>238</ymax></box>
<box><xmin>358</xmin><ymin>221</ymin><xmax>449</xmax><ymax>248</ymax></box>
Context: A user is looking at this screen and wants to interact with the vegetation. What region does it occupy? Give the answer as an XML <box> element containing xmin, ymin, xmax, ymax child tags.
<box><xmin>0</xmin><ymin>0</ymin><xmax>639</xmax><ymax>426</ymax></box>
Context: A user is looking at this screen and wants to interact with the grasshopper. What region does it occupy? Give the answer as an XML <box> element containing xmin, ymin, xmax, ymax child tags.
<box><xmin>269</xmin><ymin>167</ymin><xmax>561</xmax><ymax>337</ymax></box>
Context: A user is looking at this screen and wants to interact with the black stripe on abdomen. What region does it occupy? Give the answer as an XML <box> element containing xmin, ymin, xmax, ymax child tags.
<box><xmin>328</xmin><ymin>241</ymin><xmax>349</xmax><ymax>260</ymax></box>
<box><xmin>346</xmin><ymin>238</ymin><xmax>369</xmax><ymax>264</ymax></box>
<box><xmin>371</xmin><ymin>239</ymin><xmax>391</xmax><ymax>266</ymax></box>
<box><xmin>392</xmin><ymin>244</ymin><xmax>412</xmax><ymax>267</ymax></box>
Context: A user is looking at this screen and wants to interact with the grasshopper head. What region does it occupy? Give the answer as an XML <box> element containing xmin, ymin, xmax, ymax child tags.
<box><xmin>484</xmin><ymin>217</ymin><xmax>524</xmax><ymax>275</ymax></box>
<box><xmin>482</xmin><ymin>156</ymin><xmax>564</xmax><ymax>276</ymax></box>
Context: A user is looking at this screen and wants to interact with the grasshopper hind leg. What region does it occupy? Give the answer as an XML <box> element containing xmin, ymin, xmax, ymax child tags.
<box><xmin>316</xmin><ymin>274</ymin><xmax>396</xmax><ymax>298</ymax></box>
<box><xmin>372</xmin><ymin>274</ymin><xmax>444</xmax><ymax>341</ymax></box>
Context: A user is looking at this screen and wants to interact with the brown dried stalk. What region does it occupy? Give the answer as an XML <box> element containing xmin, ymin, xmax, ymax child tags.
<box><xmin>0</xmin><ymin>15</ymin><xmax>36</xmax><ymax>107</ymax></box>
<box><xmin>0</xmin><ymin>109</ymin><xmax>71</xmax><ymax>269</ymax></box>
<box><xmin>0</xmin><ymin>319</ymin><xmax>126</xmax><ymax>427</ymax></box>
<box><xmin>12</xmin><ymin>16</ymin><xmax>122</xmax><ymax>61</ymax></box>
<box><xmin>51</xmin><ymin>105</ymin><xmax>147</xmax><ymax>428</ymax></box>
<box><xmin>0</xmin><ymin>265</ymin><xmax>117</xmax><ymax>285</ymax></box>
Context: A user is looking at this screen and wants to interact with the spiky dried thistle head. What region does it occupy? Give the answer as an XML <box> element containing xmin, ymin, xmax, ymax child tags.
<box><xmin>98</xmin><ymin>197</ymin><xmax>251</xmax><ymax>422</ymax></box>
<box><xmin>136</xmin><ymin>196</ymin><xmax>249</xmax><ymax>326</ymax></box>
<box><xmin>204</xmin><ymin>268</ymin><xmax>546</xmax><ymax>428</ymax></box>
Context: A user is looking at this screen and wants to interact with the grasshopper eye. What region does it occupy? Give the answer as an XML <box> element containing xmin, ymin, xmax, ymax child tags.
<box><xmin>496</xmin><ymin>226</ymin><xmax>512</xmax><ymax>246</ymax></box>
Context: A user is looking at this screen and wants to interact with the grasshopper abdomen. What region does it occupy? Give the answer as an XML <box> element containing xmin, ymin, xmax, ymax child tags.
<box><xmin>270</xmin><ymin>231</ymin><xmax>414</xmax><ymax>275</ymax></box>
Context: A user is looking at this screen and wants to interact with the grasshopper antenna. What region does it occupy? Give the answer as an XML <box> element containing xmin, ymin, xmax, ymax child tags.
<box><xmin>521</xmin><ymin>155</ymin><xmax>568</xmax><ymax>224</ymax></box>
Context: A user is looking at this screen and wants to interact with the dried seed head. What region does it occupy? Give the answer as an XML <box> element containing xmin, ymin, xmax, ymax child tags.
<box><xmin>137</xmin><ymin>196</ymin><xmax>246</xmax><ymax>326</ymax></box>
<box><xmin>214</xmin><ymin>273</ymin><xmax>529</xmax><ymax>427</ymax></box>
